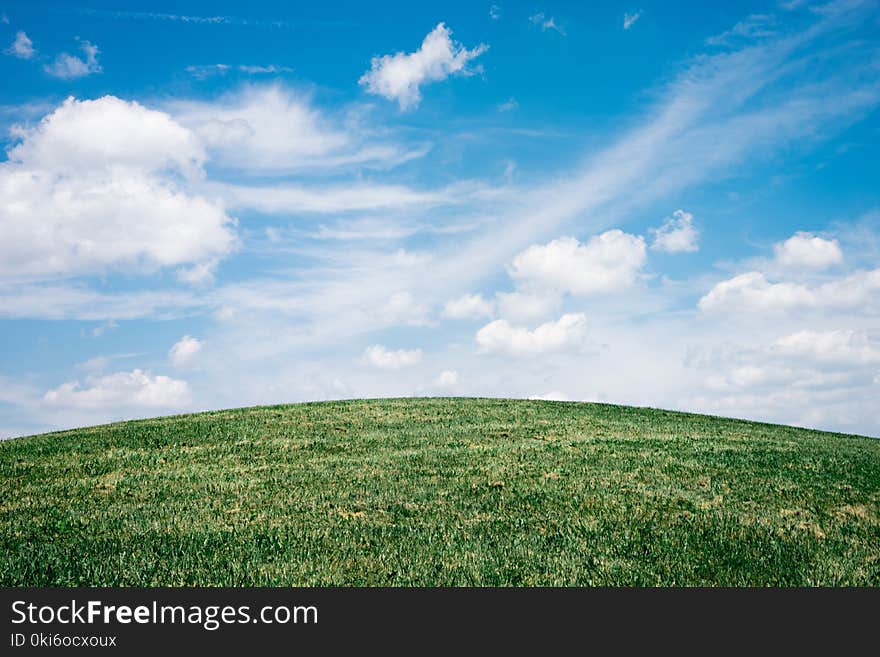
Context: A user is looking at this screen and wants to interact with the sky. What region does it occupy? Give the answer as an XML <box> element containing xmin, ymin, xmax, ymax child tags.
<box><xmin>1</xmin><ymin>0</ymin><xmax>879</xmax><ymax>439</ymax></box>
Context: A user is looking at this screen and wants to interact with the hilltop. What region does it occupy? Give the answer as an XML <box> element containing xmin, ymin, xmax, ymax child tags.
<box><xmin>1</xmin><ymin>398</ymin><xmax>877</xmax><ymax>585</ymax></box>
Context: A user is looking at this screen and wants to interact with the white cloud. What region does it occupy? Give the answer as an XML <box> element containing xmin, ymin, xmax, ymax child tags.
<box><xmin>772</xmin><ymin>330</ymin><xmax>880</xmax><ymax>366</ymax></box>
<box><xmin>216</xmin><ymin>180</ymin><xmax>457</xmax><ymax>214</ymax></box>
<box><xmin>494</xmin><ymin>291</ymin><xmax>561</xmax><ymax>323</ymax></box>
<box><xmin>7</xmin><ymin>96</ymin><xmax>205</xmax><ymax>176</ymax></box>
<box><xmin>623</xmin><ymin>11</ymin><xmax>642</xmax><ymax>30</ymax></box>
<box><xmin>361</xmin><ymin>345</ymin><xmax>423</xmax><ymax>369</ymax></box>
<box><xmin>185</xmin><ymin>63</ymin><xmax>294</xmax><ymax>79</ymax></box>
<box><xmin>76</xmin><ymin>352</ymin><xmax>140</xmax><ymax>373</ymax></box>
<box><xmin>237</xmin><ymin>64</ymin><xmax>293</xmax><ymax>75</ymax></box>
<box><xmin>0</xmin><ymin>96</ymin><xmax>237</xmax><ymax>280</ymax></box>
<box><xmin>359</xmin><ymin>23</ymin><xmax>488</xmax><ymax>110</ymax></box>
<box><xmin>176</xmin><ymin>259</ymin><xmax>219</xmax><ymax>286</ymax></box>
<box><xmin>442</xmin><ymin>293</ymin><xmax>494</xmax><ymax>320</ymax></box>
<box><xmin>44</xmin><ymin>39</ymin><xmax>102</xmax><ymax>79</ymax></box>
<box><xmin>773</xmin><ymin>231</ymin><xmax>842</xmax><ymax>269</ymax></box>
<box><xmin>43</xmin><ymin>369</ymin><xmax>191</xmax><ymax>409</ymax></box>
<box><xmin>171</xmin><ymin>85</ymin><xmax>417</xmax><ymax>172</ymax></box>
<box><xmin>169</xmin><ymin>335</ymin><xmax>204</xmax><ymax>368</ymax></box>
<box><xmin>0</xmin><ymin>283</ymin><xmax>201</xmax><ymax>321</ymax></box>
<box><xmin>476</xmin><ymin>313</ymin><xmax>587</xmax><ymax>357</ymax></box>
<box><xmin>171</xmin><ymin>85</ymin><xmax>345</xmax><ymax>170</ymax></box>
<box><xmin>489</xmin><ymin>5</ymin><xmax>501</xmax><ymax>21</ymax></box>
<box><xmin>529</xmin><ymin>13</ymin><xmax>566</xmax><ymax>36</ymax></box>
<box><xmin>435</xmin><ymin>370</ymin><xmax>460</xmax><ymax>387</ymax></box>
<box><xmin>685</xmin><ymin>324</ymin><xmax>880</xmax><ymax>433</ymax></box>
<box><xmin>498</xmin><ymin>97</ymin><xmax>518</xmax><ymax>112</ymax></box>
<box><xmin>706</xmin><ymin>14</ymin><xmax>777</xmax><ymax>47</ymax></box>
<box><xmin>509</xmin><ymin>231</ymin><xmax>646</xmax><ymax>296</ymax></box>
<box><xmin>698</xmin><ymin>269</ymin><xmax>880</xmax><ymax>315</ymax></box>
<box><xmin>528</xmin><ymin>391</ymin><xmax>573</xmax><ymax>401</ymax></box>
<box><xmin>5</xmin><ymin>31</ymin><xmax>35</xmax><ymax>59</ymax></box>
<box><xmin>376</xmin><ymin>291</ymin><xmax>432</xmax><ymax>326</ymax></box>
<box><xmin>650</xmin><ymin>209</ymin><xmax>699</xmax><ymax>253</ymax></box>
<box><xmin>91</xmin><ymin>320</ymin><xmax>118</xmax><ymax>337</ymax></box>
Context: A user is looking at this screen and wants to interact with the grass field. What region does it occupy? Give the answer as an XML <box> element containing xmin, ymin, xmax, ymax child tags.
<box><xmin>1</xmin><ymin>398</ymin><xmax>878</xmax><ymax>586</ymax></box>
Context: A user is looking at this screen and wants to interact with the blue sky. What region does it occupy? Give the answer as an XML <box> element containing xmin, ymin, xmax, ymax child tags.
<box><xmin>1</xmin><ymin>0</ymin><xmax>879</xmax><ymax>438</ymax></box>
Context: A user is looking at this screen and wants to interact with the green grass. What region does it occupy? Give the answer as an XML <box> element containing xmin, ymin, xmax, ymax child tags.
<box><xmin>1</xmin><ymin>398</ymin><xmax>878</xmax><ymax>586</ymax></box>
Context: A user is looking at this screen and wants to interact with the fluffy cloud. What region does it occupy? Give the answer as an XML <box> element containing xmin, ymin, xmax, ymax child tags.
<box><xmin>698</xmin><ymin>269</ymin><xmax>880</xmax><ymax>314</ymax></box>
<box><xmin>361</xmin><ymin>345</ymin><xmax>423</xmax><ymax>369</ymax></box>
<box><xmin>43</xmin><ymin>369</ymin><xmax>191</xmax><ymax>409</ymax></box>
<box><xmin>44</xmin><ymin>39</ymin><xmax>102</xmax><ymax>79</ymax></box>
<box><xmin>771</xmin><ymin>330</ymin><xmax>880</xmax><ymax>366</ymax></box>
<box><xmin>5</xmin><ymin>31</ymin><xmax>35</xmax><ymax>59</ymax></box>
<box><xmin>169</xmin><ymin>335</ymin><xmax>204</xmax><ymax>368</ymax></box>
<box><xmin>359</xmin><ymin>23</ymin><xmax>488</xmax><ymax>110</ymax></box>
<box><xmin>773</xmin><ymin>232</ymin><xmax>842</xmax><ymax>269</ymax></box>
<box><xmin>7</xmin><ymin>96</ymin><xmax>205</xmax><ymax>176</ymax></box>
<box><xmin>650</xmin><ymin>209</ymin><xmax>698</xmax><ymax>253</ymax></box>
<box><xmin>476</xmin><ymin>313</ymin><xmax>587</xmax><ymax>357</ymax></box>
<box><xmin>0</xmin><ymin>96</ymin><xmax>237</xmax><ymax>280</ymax></box>
<box><xmin>442</xmin><ymin>293</ymin><xmax>494</xmax><ymax>320</ymax></box>
<box><xmin>435</xmin><ymin>370</ymin><xmax>460</xmax><ymax>387</ymax></box>
<box><xmin>509</xmin><ymin>231</ymin><xmax>646</xmax><ymax>296</ymax></box>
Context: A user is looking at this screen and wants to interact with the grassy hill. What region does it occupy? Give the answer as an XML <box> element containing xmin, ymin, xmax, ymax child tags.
<box><xmin>1</xmin><ymin>398</ymin><xmax>878</xmax><ymax>586</ymax></box>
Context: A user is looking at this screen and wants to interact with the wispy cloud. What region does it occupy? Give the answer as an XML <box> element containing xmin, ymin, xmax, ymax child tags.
<box><xmin>43</xmin><ymin>39</ymin><xmax>102</xmax><ymax>78</ymax></box>
<box><xmin>706</xmin><ymin>14</ymin><xmax>777</xmax><ymax>46</ymax></box>
<box><xmin>623</xmin><ymin>10</ymin><xmax>642</xmax><ymax>30</ymax></box>
<box><xmin>5</xmin><ymin>31</ymin><xmax>35</xmax><ymax>59</ymax></box>
<box><xmin>185</xmin><ymin>64</ymin><xmax>294</xmax><ymax>79</ymax></box>
<box><xmin>60</xmin><ymin>8</ymin><xmax>349</xmax><ymax>29</ymax></box>
<box><xmin>497</xmin><ymin>97</ymin><xmax>518</xmax><ymax>112</ymax></box>
<box><xmin>169</xmin><ymin>84</ymin><xmax>427</xmax><ymax>172</ymax></box>
<box><xmin>529</xmin><ymin>12</ymin><xmax>566</xmax><ymax>36</ymax></box>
